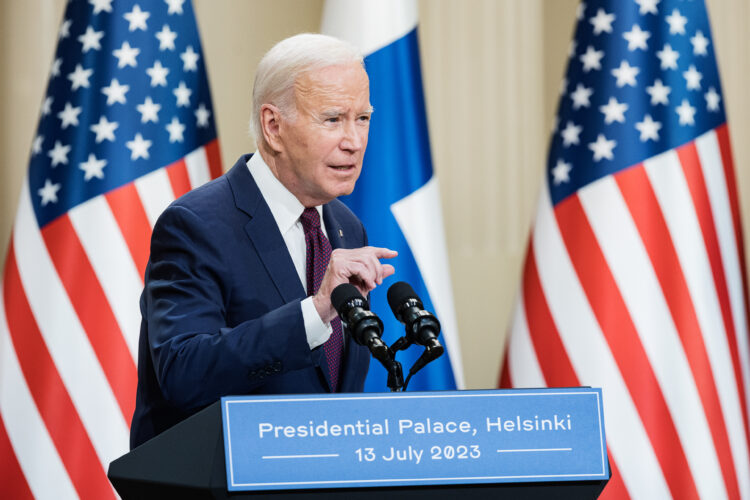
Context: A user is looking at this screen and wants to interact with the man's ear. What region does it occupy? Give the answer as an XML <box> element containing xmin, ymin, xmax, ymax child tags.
<box><xmin>260</xmin><ymin>104</ymin><xmax>284</xmax><ymax>153</ymax></box>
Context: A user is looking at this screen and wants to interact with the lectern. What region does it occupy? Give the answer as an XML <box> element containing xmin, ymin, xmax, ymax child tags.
<box><xmin>109</xmin><ymin>388</ymin><xmax>610</xmax><ymax>499</ymax></box>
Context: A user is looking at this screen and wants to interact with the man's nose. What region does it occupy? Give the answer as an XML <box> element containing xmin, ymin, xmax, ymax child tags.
<box><xmin>340</xmin><ymin>121</ymin><xmax>364</xmax><ymax>152</ymax></box>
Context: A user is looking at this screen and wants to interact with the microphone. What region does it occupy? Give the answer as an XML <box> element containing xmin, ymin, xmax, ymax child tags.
<box><xmin>331</xmin><ymin>283</ymin><xmax>389</xmax><ymax>363</ymax></box>
<box><xmin>386</xmin><ymin>281</ymin><xmax>443</xmax><ymax>352</ymax></box>
<box><xmin>387</xmin><ymin>282</ymin><xmax>444</xmax><ymax>390</ymax></box>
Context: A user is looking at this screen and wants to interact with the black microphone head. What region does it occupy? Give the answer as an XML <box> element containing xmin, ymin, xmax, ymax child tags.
<box><xmin>331</xmin><ymin>283</ymin><xmax>367</xmax><ymax>316</ymax></box>
<box><xmin>387</xmin><ymin>281</ymin><xmax>423</xmax><ymax>317</ymax></box>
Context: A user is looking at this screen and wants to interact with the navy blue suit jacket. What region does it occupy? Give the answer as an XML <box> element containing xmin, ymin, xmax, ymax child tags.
<box><xmin>130</xmin><ymin>154</ymin><xmax>371</xmax><ymax>448</ymax></box>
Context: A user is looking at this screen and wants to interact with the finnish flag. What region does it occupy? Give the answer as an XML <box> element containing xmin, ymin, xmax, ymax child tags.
<box><xmin>322</xmin><ymin>0</ymin><xmax>463</xmax><ymax>391</ymax></box>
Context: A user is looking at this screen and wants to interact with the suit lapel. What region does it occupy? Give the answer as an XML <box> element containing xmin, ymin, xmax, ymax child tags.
<box><xmin>323</xmin><ymin>204</ymin><xmax>346</xmax><ymax>250</ymax></box>
<box><xmin>226</xmin><ymin>157</ymin><xmax>305</xmax><ymax>303</ymax></box>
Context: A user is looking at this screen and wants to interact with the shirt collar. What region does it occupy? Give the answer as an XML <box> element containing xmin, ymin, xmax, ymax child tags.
<box><xmin>246</xmin><ymin>152</ymin><xmax>324</xmax><ymax>234</ymax></box>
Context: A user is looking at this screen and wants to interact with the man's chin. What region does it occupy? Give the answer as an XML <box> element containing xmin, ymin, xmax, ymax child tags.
<box><xmin>336</xmin><ymin>180</ymin><xmax>359</xmax><ymax>198</ymax></box>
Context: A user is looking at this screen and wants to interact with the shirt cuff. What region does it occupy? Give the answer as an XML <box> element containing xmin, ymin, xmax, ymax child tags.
<box><xmin>301</xmin><ymin>296</ymin><xmax>332</xmax><ymax>349</ymax></box>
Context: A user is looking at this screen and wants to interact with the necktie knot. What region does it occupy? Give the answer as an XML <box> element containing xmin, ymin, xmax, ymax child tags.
<box><xmin>300</xmin><ymin>207</ymin><xmax>321</xmax><ymax>233</ymax></box>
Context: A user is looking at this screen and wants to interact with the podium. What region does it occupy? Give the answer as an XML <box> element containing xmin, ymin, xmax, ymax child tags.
<box><xmin>109</xmin><ymin>389</ymin><xmax>610</xmax><ymax>499</ymax></box>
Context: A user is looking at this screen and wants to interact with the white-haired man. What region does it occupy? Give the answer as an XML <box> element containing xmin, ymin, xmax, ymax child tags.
<box><xmin>130</xmin><ymin>34</ymin><xmax>396</xmax><ymax>448</ymax></box>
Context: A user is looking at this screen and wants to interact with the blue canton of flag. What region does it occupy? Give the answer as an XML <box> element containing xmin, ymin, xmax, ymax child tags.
<box><xmin>549</xmin><ymin>0</ymin><xmax>724</xmax><ymax>201</ymax></box>
<box><xmin>31</xmin><ymin>0</ymin><xmax>219</xmax><ymax>226</ymax></box>
<box><xmin>0</xmin><ymin>1</ymin><xmax>222</xmax><ymax>498</ymax></box>
<box><xmin>502</xmin><ymin>1</ymin><xmax>750</xmax><ymax>499</ymax></box>
<box><xmin>323</xmin><ymin>0</ymin><xmax>463</xmax><ymax>392</ymax></box>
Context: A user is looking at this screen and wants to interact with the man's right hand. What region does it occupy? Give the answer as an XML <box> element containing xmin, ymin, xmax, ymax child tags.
<box><xmin>312</xmin><ymin>246</ymin><xmax>397</xmax><ymax>323</ymax></box>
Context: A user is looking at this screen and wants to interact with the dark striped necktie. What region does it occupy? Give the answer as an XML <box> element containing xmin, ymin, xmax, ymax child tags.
<box><xmin>300</xmin><ymin>207</ymin><xmax>342</xmax><ymax>392</ymax></box>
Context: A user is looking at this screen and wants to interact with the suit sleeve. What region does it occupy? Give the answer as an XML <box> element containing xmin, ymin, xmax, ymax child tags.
<box><xmin>144</xmin><ymin>204</ymin><xmax>314</xmax><ymax>412</ymax></box>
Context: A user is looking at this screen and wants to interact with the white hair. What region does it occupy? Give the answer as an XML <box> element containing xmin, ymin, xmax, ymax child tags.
<box><xmin>250</xmin><ymin>33</ymin><xmax>365</xmax><ymax>145</ymax></box>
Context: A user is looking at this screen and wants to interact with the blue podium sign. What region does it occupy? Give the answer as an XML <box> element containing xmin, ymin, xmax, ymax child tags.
<box><xmin>221</xmin><ymin>388</ymin><xmax>608</xmax><ymax>491</ymax></box>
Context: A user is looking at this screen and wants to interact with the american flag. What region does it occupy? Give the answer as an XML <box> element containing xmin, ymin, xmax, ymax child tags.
<box><xmin>500</xmin><ymin>1</ymin><xmax>750</xmax><ymax>499</ymax></box>
<box><xmin>0</xmin><ymin>0</ymin><xmax>221</xmax><ymax>498</ymax></box>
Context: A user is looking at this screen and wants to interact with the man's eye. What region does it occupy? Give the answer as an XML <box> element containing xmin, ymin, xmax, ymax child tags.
<box><xmin>325</xmin><ymin>117</ymin><xmax>339</xmax><ymax>123</ymax></box>
<box><xmin>358</xmin><ymin>115</ymin><xmax>371</xmax><ymax>122</ymax></box>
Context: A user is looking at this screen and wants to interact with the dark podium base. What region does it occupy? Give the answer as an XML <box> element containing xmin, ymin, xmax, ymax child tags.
<box><xmin>109</xmin><ymin>402</ymin><xmax>609</xmax><ymax>499</ymax></box>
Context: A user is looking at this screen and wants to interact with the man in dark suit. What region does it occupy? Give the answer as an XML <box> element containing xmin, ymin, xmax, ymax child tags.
<box><xmin>130</xmin><ymin>33</ymin><xmax>396</xmax><ymax>448</ymax></box>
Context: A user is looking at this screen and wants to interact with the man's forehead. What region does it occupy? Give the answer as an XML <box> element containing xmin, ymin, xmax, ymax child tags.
<box><xmin>293</xmin><ymin>64</ymin><xmax>370</xmax><ymax>111</ymax></box>
<box><xmin>296</xmin><ymin>63</ymin><xmax>368</xmax><ymax>90</ymax></box>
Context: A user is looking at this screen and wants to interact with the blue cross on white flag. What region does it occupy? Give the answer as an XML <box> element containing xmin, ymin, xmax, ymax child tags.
<box><xmin>322</xmin><ymin>0</ymin><xmax>463</xmax><ymax>391</ymax></box>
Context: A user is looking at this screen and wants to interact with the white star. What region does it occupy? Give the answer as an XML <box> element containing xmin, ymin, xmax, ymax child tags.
<box><xmin>646</xmin><ymin>79</ymin><xmax>671</xmax><ymax>105</ymax></box>
<box><xmin>676</xmin><ymin>99</ymin><xmax>696</xmax><ymax>126</ymax></box>
<box><xmin>124</xmin><ymin>4</ymin><xmax>150</xmax><ymax>31</ymax></box>
<box><xmin>180</xmin><ymin>46</ymin><xmax>199</xmax><ymax>71</ymax></box>
<box><xmin>635</xmin><ymin>0</ymin><xmax>659</xmax><ymax>15</ymax></box>
<box><xmin>38</xmin><ymin>179</ymin><xmax>61</xmax><ymax>206</ymax></box>
<box><xmin>623</xmin><ymin>25</ymin><xmax>650</xmax><ymax>51</ymax></box>
<box><xmin>155</xmin><ymin>24</ymin><xmax>177</xmax><ymax>51</ymax></box>
<box><xmin>635</xmin><ymin>114</ymin><xmax>662</xmax><ymax>142</ymax></box>
<box><xmin>102</xmin><ymin>78</ymin><xmax>129</xmax><ymax>105</ymax></box>
<box><xmin>50</xmin><ymin>58</ymin><xmax>62</xmax><ymax>78</ymax></box>
<box><xmin>589</xmin><ymin>134</ymin><xmax>616</xmax><ymax>162</ymax></box>
<box><xmin>705</xmin><ymin>87</ymin><xmax>721</xmax><ymax>111</ymax></box>
<box><xmin>89</xmin><ymin>0</ymin><xmax>113</xmax><ymax>14</ymax></box>
<box><xmin>48</xmin><ymin>140</ymin><xmax>71</xmax><ymax>167</ymax></box>
<box><xmin>113</xmin><ymin>41</ymin><xmax>140</xmax><ymax>68</ymax></box>
<box><xmin>570</xmin><ymin>83</ymin><xmax>593</xmax><ymax>109</ymax></box>
<box><xmin>560</xmin><ymin>121</ymin><xmax>582</xmax><ymax>147</ymax></box>
<box><xmin>137</xmin><ymin>97</ymin><xmax>161</xmax><ymax>123</ymax></box>
<box><xmin>552</xmin><ymin>159</ymin><xmax>572</xmax><ymax>185</ymax></box>
<box><xmin>59</xmin><ymin>19</ymin><xmax>72</xmax><ymax>40</ymax></box>
<box><xmin>691</xmin><ymin>30</ymin><xmax>710</xmax><ymax>56</ymax></box>
<box><xmin>166</xmin><ymin>117</ymin><xmax>186</xmax><ymax>143</ymax></box>
<box><xmin>67</xmin><ymin>64</ymin><xmax>93</xmax><ymax>91</ymax></box>
<box><xmin>165</xmin><ymin>0</ymin><xmax>185</xmax><ymax>15</ymax></box>
<box><xmin>599</xmin><ymin>97</ymin><xmax>628</xmax><ymax>124</ymax></box>
<box><xmin>126</xmin><ymin>133</ymin><xmax>152</xmax><ymax>160</ymax></box>
<box><xmin>57</xmin><ymin>102</ymin><xmax>82</xmax><ymax>129</ymax></box>
<box><xmin>195</xmin><ymin>103</ymin><xmax>211</xmax><ymax>128</ymax></box>
<box><xmin>41</xmin><ymin>96</ymin><xmax>53</xmax><ymax>116</ymax></box>
<box><xmin>666</xmin><ymin>9</ymin><xmax>688</xmax><ymax>35</ymax></box>
<box><xmin>146</xmin><ymin>60</ymin><xmax>169</xmax><ymax>87</ymax></box>
<box><xmin>79</xmin><ymin>153</ymin><xmax>107</xmax><ymax>181</ymax></box>
<box><xmin>683</xmin><ymin>65</ymin><xmax>702</xmax><ymax>90</ymax></box>
<box><xmin>78</xmin><ymin>26</ymin><xmax>104</xmax><ymax>52</ymax></box>
<box><xmin>173</xmin><ymin>81</ymin><xmax>192</xmax><ymax>107</ymax></box>
<box><xmin>32</xmin><ymin>135</ymin><xmax>44</xmax><ymax>155</ymax></box>
<box><xmin>90</xmin><ymin>115</ymin><xmax>119</xmax><ymax>143</ymax></box>
<box><xmin>590</xmin><ymin>8</ymin><xmax>615</xmax><ymax>35</ymax></box>
<box><xmin>579</xmin><ymin>46</ymin><xmax>604</xmax><ymax>72</ymax></box>
<box><xmin>611</xmin><ymin>60</ymin><xmax>639</xmax><ymax>87</ymax></box>
<box><xmin>656</xmin><ymin>43</ymin><xmax>679</xmax><ymax>70</ymax></box>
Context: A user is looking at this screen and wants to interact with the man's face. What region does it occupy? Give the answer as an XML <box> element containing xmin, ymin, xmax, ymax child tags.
<box><xmin>275</xmin><ymin>62</ymin><xmax>371</xmax><ymax>207</ymax></box>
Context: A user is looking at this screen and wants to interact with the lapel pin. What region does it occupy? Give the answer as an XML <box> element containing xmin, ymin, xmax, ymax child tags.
<box><xmin>339</xmin><ymin>229</ymin><xmax>344</xmax><ymax>238</ymax></box>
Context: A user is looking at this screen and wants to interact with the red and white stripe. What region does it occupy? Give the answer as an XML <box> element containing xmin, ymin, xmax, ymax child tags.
<box><xmin>501</xmin><ymin>125</ymin><xmax>750</xmax><ymax>500</ymax></box>
<box><xmin>0</xmin><ymin>140</ymin><xmax>221</xmax><ymax>499</ymax></box>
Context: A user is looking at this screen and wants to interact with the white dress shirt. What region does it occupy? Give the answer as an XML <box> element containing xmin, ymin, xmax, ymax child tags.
<box><xmin>246</xmin><ymin>152</ymin><xmax>333</xmax><ymax>349</ymax></box>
